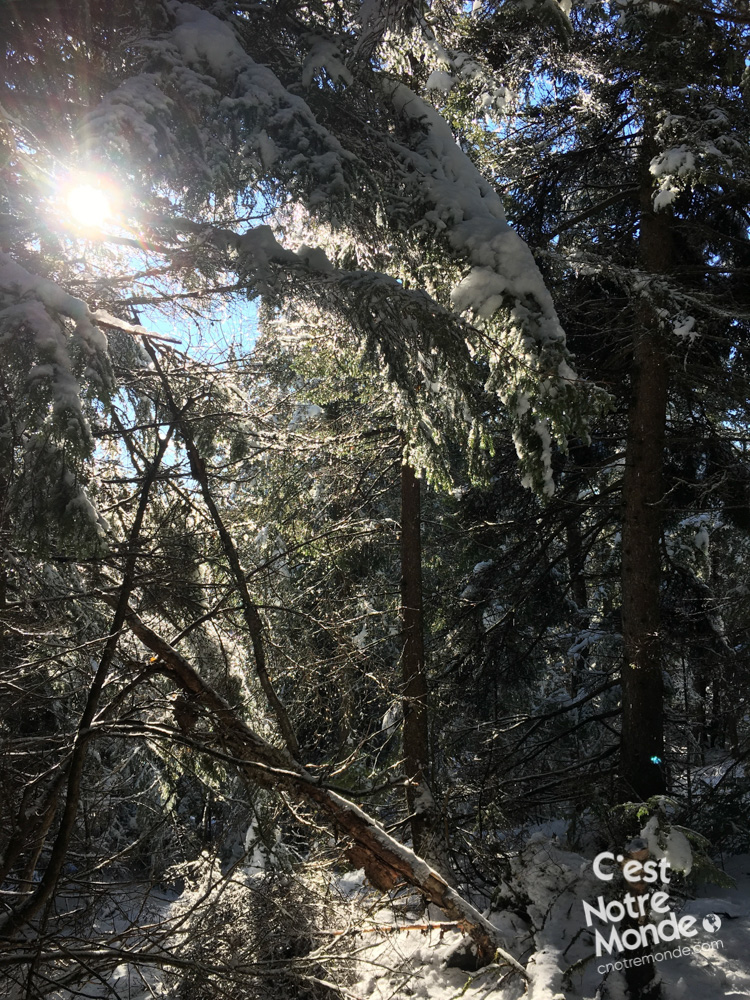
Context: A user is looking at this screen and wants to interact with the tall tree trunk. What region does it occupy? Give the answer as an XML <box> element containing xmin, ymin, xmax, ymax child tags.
<box><xmin>619</xmin><ymin>109</ymin><xmax>673</xmax><ymax>1000</ymax></box>
<box><xmin>400</xmin><ymin>462</ymin><xmax>431</xmax><ymax>854</ymax></box>
<box><xmin>400</xmin><ymin>461</ymin><xmax>454</xmax><ymax>881</ymax></box>
<box><xmin>621</xmin><ymin>29</ymin><xmax>679</xmax><ymax>1000</ymax></box>
<box><xmin>619</xmin><ymin>144</ymin><xmax>672</xmax><ymax>801</ymax></box>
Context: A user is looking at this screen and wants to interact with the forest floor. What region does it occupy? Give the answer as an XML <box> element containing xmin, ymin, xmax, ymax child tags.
<box><xmin>48</xmin><ymin>838</ymin><xmax>750</xmax><ymax>999</ymax></box>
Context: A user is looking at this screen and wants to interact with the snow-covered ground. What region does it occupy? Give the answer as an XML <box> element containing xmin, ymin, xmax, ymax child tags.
<box><xmin>27</xmin><ymin>843</ymin><xmax>750</xmax><ymax>1000</ymax></box>
<box><xmin>343</xmin><ymin>848</ymin><xmax>750</xmax><ymax>1000</ymax></box>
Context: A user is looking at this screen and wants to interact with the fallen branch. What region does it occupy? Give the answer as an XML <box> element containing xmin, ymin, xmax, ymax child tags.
<box><xmin>112</xmin><ymin>600</ymin><xmax>528</xmax><ymax>976</ymax></box>
<box><xmin>90</xmin><ymin>310</ymin><xmax>181</xmax><ymax>343</ymax></box>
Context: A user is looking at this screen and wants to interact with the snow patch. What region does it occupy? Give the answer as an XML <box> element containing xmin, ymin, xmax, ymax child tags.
<box><xmin>288</xmin><ymin>402</ymin><xmax>324</xmax><ymax>429</ymax></box>
<box><xmin>694</xmin><ymin>525</ymin><xmax>709</xmax><ymax>553</ymax></box>
<box><xmin>425</xmin><ymin>70</ymin><xmax>455</xmax><ymax>94</ymax></box>
<box><xmin>641</xmin><ymin>815</ymin><xmax>693</xmax><ymax>875</ymax></box>
<box><xmin>302</xmin><ymin>37</ymin><xmax>353</xmax><ymax>88</ymax></box>
<box><xmin>674</xmin><ymin>315</ymin><xmax>698</xmax><ymax>343</ymax></box>
<box><xmin>650</xmin><ymin>145</ymin><xmax>696</xmax><ymax>211</ymax></box>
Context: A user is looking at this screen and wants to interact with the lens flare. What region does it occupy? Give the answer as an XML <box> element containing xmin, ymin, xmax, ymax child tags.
<box><xmin>62</xmin><ymin>174</ymin><xmax>118</xmax><ymax>230</ymax></box>
<box><xmin>66</xmin><ymin>185</ymin><xmax>110</xmax><ymax>227</ymax></box>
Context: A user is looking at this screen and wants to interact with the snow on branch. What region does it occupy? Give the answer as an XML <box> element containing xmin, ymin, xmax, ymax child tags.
<box><xmin>78</xmin><ymin>0</ymin><xmax>609</xmax><ymax>494</ymax></box>
<box><xmin>0</xmin><ymin>251</ymin><xmax>181</xmax><ymax>465</ymax></box>
<box><xmin>83</xmin><ymin>2</ymin><xmax>358</xmax><ymax>210</ymax></box>
<box><xmin>382</xmin><ymin>80</ymin><xmax>609</xmax><ymax>494</ymax></box>
<box><xmin>0</xmin><ymin>253</ymin><xmax>111</xmax><ymax>448</ymax></box>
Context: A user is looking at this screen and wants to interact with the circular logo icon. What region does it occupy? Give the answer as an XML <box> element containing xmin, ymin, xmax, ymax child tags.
<box><xmin>702</xmin><ymin>913</ymin><xmax>721</xmax><ymax>934</ymax></box>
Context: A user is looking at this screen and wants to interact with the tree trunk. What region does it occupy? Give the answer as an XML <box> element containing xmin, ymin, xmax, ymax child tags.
<box><xmin>619</xmin><ymin>323</ymin><xmax>669</xmax><ymax>801</ymax></box>
<box><xmin>620</xmin><ymin>31</ymin><xmax>679</xmax><ymax>1000</ymax></box>
<box><xmin>400</xmin><ymin>462</ymin><xmax>430</xmax><ymax>851</ymax></box>
<box><xmin>400</xmin><ymin>462</ymin><xmax>454</xmax><ymax>881</ymax></box>
<box><xmin>619</xmin><ymin>77</ymin><xmax>675</xmax><ymax>802</ymax></box>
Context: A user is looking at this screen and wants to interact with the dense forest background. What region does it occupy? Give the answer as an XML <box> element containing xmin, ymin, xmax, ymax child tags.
<box><xmin>2</xmin><ymin>1</ymin><xmax>750</xmax><ymax>998</ymax></box>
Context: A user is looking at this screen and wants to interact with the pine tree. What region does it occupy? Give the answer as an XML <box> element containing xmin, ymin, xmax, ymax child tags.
<box><xmin>450</xmin><ymin>0</ymin><xmax>750</xmax><ymax>805</ymax></box>
<box><xmin>8</xmin><ymin>2</ymin><xmax>749</xmax><ymax>996</ymax></box>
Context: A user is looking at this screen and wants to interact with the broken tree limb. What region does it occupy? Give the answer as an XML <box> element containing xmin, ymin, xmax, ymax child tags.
<box><xmin>113</xmin><ymin>600</ymin><xmax>527</xmax><ymax>976</ymax></box>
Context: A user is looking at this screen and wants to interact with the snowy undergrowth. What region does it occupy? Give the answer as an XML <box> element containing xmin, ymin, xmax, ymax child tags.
<box><xmin>340</xmin><ymin>824</ymin><xmax>748</xmax><ymax>1000</ymax></box>
<box><xmin>327</xmin><ymin>831</ymin><xmax>746</xmax><ymax>1000</ymax></box>
<box><xmin>39</xmin><ymin>827</ymin><xmax>750</xmax><ymax>1000</ymax></box>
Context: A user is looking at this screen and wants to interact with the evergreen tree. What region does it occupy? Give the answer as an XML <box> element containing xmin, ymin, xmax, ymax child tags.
<box><xmin>1</xmin><ymin>0</ymin><xmax>602</xmax><ymax>989</ymax></box>
<box><xmin>450</xmin><ymin>0</ymin><xmax>750</xmax><ymax>802</ymax></box>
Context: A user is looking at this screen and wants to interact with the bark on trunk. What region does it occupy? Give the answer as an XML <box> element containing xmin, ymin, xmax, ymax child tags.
<box><xmin>400</xmin><ymin>463</ymin><xmax>430</xmax><ymax>852</ymax></box>
<box><xmin>620</xmin><ymin>327</ymin><xmax>669</xmax><ymax>800</ymax></box>
<box><xmin>620</xmin><ymin>110</ymin><xmax>673</xmax><ymax>801</ymax></box>
<box><xmin>400</xmin><ymin>462</ymin><xmax>454</xmax><ymax>881</ymax></box>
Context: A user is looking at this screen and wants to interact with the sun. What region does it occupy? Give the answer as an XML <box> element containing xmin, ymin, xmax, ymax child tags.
<box><xmin>67</xmin><ymin>185</ymin><xmax>110</xmax><ymax>227</ymax></box>
<box><xmin>63</xmin><ymin>175</ymin><xmax>117</xmax><ymax>229</ymax></box>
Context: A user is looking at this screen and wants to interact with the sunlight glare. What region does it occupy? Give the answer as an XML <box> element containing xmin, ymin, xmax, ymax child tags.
<box><xmin>65</xmin><ymin>180</ymin><xmax>113</xmax><ymax>229</ymax></box>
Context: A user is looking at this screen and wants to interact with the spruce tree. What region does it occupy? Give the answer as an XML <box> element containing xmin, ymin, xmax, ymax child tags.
<box><xmin>452</xmin><ymin>0</ymin><xmax>750</xmax><ymax>802</ymax></box>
